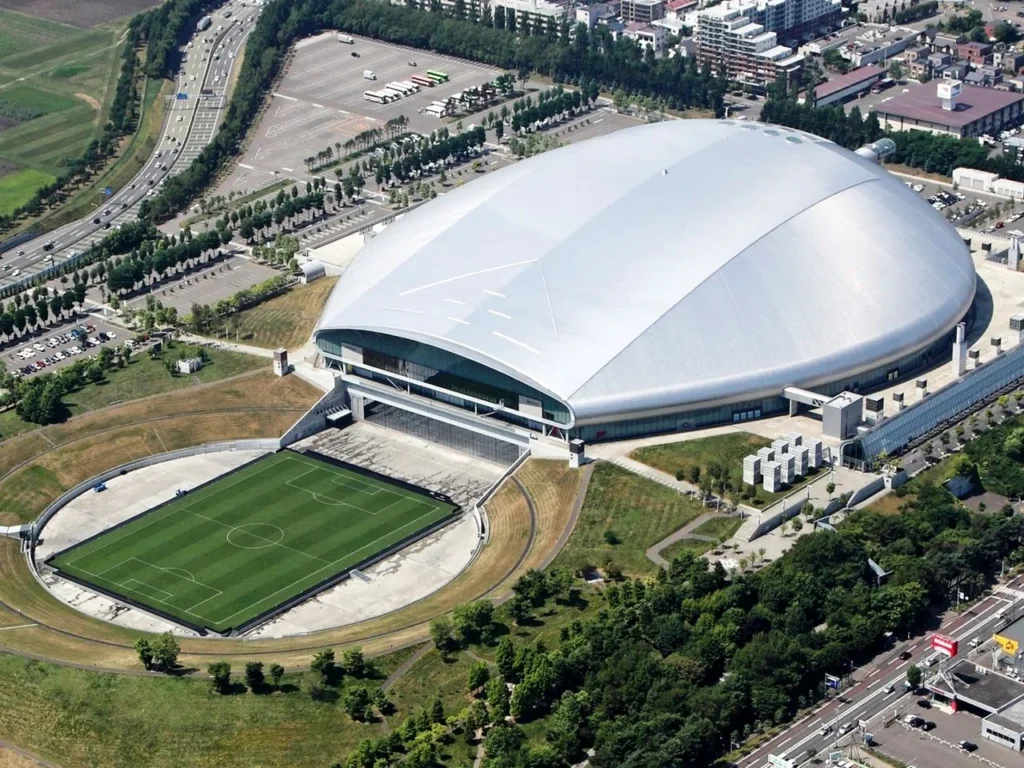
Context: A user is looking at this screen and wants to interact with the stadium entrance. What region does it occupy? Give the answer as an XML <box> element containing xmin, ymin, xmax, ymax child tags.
<box><xmin>365</xmin><ymin>402</ymin><xmax>524</xmax><ymax>465</ymax></box>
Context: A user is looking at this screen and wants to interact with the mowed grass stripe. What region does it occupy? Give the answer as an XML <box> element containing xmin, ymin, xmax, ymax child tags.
<box><xmin>49</xmin><ymin>451</ymin><xmax>455</xmax><ymax>632</ymax></box>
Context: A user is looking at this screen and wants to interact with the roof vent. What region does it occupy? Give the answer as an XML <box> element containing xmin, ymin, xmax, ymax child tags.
<box><xmin>938</xmin><ymin>80</ymin><xmax>961</xmax><ymax>112</ymax></box>
<box><xmin>662</xmin><ymin>168</ymin><xmax>668</xmax><ymax>175</ymax></box>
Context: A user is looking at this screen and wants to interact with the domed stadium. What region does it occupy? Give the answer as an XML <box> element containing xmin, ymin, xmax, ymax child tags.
<box><xmin>314</xmin><ymin>119</ymin><xmax>976</xmax><ymax>446</ymax></box>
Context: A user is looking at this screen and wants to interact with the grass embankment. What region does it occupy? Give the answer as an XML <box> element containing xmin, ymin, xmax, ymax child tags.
<box><xmin>223</xmin><ymin>276</ymin><xmax>338</xmax><ymax>349</ymax></box>
<box><xmin>553</xmin><ymin>461</ymin><xmax>705</xmax><ymax>577</ymax></box>
<box><xmin>0</xmin><ymin>652</ymin><xmax>403</xmax><ymax>768</ymax></box>
<box><xmin>0</xmin><ymin>11</ymin><xmax>125</xmax><ymax>213</ymax></box>
<box><xmin>0</xmin><ymin>344</ymin><xmax>266</xmax><ymax>441</ymax></box>
<box><xmin>0</xmin><ymin>370</ymin><xmax>317</xmax><ymax>524</ymax></box>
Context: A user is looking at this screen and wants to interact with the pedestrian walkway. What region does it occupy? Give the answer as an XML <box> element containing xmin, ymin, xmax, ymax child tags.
<box><xmin>646</xmin><ymin>511</ymin><xmax>730</xmax><ymax>568</ymax></box>
<box><xmin>178</xmin><ymin>333</ymin><xmax>274</xmax><ymax>359</ymax></box>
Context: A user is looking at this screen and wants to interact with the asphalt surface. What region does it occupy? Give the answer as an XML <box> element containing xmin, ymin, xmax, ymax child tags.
<box><xmin>0</xmin><ymin>0</ymin><xmax>263</xmax><ymax>292</ymax></box>
<box><xmin>740</xmin><ymin>574</ymin><xmax>1024</xmax><ymax>768</ymax></box>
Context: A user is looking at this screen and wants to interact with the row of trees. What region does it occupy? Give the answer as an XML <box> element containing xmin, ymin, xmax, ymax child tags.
<box><xmin>184</xmin><ymin>274</ymin><xmax>291</xmax><ymax>334</ymax></box>
<box><xmin>762</xmin><ymin>85</ymin><xmax>1024</xmax><ymax>181</ymax></box>
<box><xmin>0</xmin><ymin>283</ymin><xmax>85</xmax><ymax>347</ymax></box>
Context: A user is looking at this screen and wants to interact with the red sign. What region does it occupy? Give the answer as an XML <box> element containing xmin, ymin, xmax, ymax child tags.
<box><xmin>932</xmin><ymin>634</ymin><xmax>959</xmax><ymax>657</ymax></box>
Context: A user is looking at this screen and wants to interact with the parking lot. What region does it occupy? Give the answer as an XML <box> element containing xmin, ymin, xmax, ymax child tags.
<box><xmin>6</xmin><ymin>318</ymin><xmax>128</xmax><ymax>381</ymax></box>
<box><xmin>122</xmin><ymin>255</ymin><xmax>279</xmax><ymax>315</ymax></box>
<box><xmin>216</xmin><ymin>33</ymin><xmax>499</xmax><ymax>195</ymax></box>
<box><xmin>875</xmin><ymin>712</ymin><xmax>1020</xmax><ymax>768</ymax></box>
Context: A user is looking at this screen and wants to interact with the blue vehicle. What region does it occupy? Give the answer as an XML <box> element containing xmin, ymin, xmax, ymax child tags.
<box><xmin>93</xmin><ymin>482</ymin><xmax>107</xmax><ymax>493</ymax></box>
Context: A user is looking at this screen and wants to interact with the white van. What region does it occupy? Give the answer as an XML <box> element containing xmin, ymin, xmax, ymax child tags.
<box><xmin>363</xmin><ymin>70</ymin><xmax>376</xmax><ymax>80</ymax></box>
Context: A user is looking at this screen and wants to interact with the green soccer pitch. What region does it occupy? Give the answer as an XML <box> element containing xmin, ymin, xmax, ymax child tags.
<box><xmin>47</xmin><ymin>451</ymin><xmax>457</xmax><ymax>634</ymax></box>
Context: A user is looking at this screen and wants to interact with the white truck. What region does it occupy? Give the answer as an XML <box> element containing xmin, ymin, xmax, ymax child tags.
<box><xmin>363</xmin><ymin>70</ymin><xmax>376</xmax><ymax>80</ymax></box>
<box><xmin>338</xmin><ymin>34</ymin><xmax>354</xmax><ymax>43</ymax></box>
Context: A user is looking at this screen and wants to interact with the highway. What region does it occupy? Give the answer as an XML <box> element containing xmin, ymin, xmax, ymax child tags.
<box><xmin>740</xmin><ymin>574</ymin><xmax>1024</xmax><ymax>768</ymax></box>
<box><xmin>0</xmin><ymin>0</ymin><xmax>262</xmax><ymax>291</ymax></box>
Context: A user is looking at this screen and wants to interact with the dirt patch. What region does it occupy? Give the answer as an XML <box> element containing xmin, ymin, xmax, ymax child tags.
<box><xmin>74</xmin><ymin>92</ymin><xmax>100</xmax><ymax>111</ymax></box>
<box><xmin>0</xmin><ymin>156</ymin><xmax>15</xmax><ymax>179</ymax></box>
<box><xmin>0</xmin><ymin>0</ymin><xmax>163</xmax><ymax>28</ymax></box>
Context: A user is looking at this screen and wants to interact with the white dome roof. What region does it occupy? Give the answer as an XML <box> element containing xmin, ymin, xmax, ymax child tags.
<box><xmin>316</xmin><ymin>120</ymin><xmax>976</xmax><ymax>425</ymax></box>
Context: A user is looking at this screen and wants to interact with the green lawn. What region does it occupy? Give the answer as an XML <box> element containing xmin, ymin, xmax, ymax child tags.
<box><xmin>552</xmin><ymin>462</ymin><xmax>705</xmax><ymax>577</ymax></box>
<box><xmin>64</xmin><ymin>346</ymin><xmax>266</xmax><ymax>415</ymax></box>
<box><xmin>631</xmin><ymin>432</ymin><xmax>819</xmax><ymax>506</ymax></box>
<box><xmin>49</xmin><ymin>450</ymin><xmax>457</xmax><ymax>633</ymax></box>
<box><xmin>0</xmin><ymin>167</ymin><xmax>54</xmax><ymax>215</ymax></box>
<box><xmin>0</xmin><ymin>651</ymin><xmax>400</xmax><ymax>768</ymax></box>
<box><xmin>659</xmin><ymin>537</ymin><xmax>715</xmax><ymax>560</ymax></box>
<box><xmin>691</xmin><ymin>516</ymin><xmax>742</xmax><ymax>540</ymax></box>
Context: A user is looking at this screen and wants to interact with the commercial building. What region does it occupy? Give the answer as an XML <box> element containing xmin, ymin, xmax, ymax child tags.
<box><xmin>620</xmin><ymin>0</ymin><xmax>665</xmax><ymax>23</ymax></box>
<box><xmin>876</xmin><ymin>80</ymin><xmax>1024</xmax><ymax>138</ymax></box>
<box><xmin>314</xmin><ymin>120</ymin><xmax>975</xmax><ymax>451</ymax></box>
<box><xmin>800</xmin><ymin>65</ymin><xmax>883</xmax><ymax>107</ymax></box>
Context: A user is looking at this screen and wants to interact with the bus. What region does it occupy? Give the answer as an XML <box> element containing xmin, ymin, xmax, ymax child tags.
<box><xmin>426</xmin><ymin>70</ymin><xmax>449</xmax><ymax>83</ymax></box>
<box><xmin>411</xmin><ymin>74</ymin><xmax>434</xmax><ymax>87</ymax></box>
<box><xmin>364</xmin><ymin>90</ymin><xmax>393</xmax><ymax>104</ymax></box>
<box><xmin>397</xmin><ymin>80</ymin><xmax>421</xmax><ymax>93</ymax></box>
<box><xmin>387</xmin><ymin>81</ymin><xmax>415</xmax><ymax>96</ymax></box>
<box><xmin>380</xmin><ymin>87</ymin><xmax>404</xmax><ymax>101</ymax></box>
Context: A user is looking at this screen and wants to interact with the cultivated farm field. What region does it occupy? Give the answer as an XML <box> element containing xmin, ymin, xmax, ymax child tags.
<box><xmin>0</xmin><ymin>0</ymin><xmax>163</xmax><ymax>28</ymax></box>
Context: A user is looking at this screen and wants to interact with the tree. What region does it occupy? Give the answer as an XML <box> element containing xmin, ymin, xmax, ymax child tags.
<box><xmin>373</xmin><ymin>687</ymin><xmax>395</xmax><ymax>716</ymax></box>
<box><xmin>151</xmin><ymin>632</ymin><xmax>179</xmax><ymax>672</ymax></box>
<box><xmin>826</xmin><ymin>481</ymin><xmax>836</xmax><ymax>499</ymax></box>
<box><xmin>135</xmin><ymin>637</ymin><xmax>154</xmax><ymax>670</ymax></box>
<box><xmin>268</xmin><ymin>663</ymin><xmax>284</xmax><ymax>688</ymax></box>
<box><xmin>431</xmin><ymin>695</ymin><xmax>445</xmax><ymax>724</ymax></box>
<box><xmin>87</xmin><ymin>362</ymin><xmax>104</xmax><ymax>384</ymax></box>
<box><xmin>208</xmin><ymin>662</ymin><xmax>232</xmax><ymax>694</ymax></box>
<box><xmin>468</xmin><ymin>661</ymin><xmax>490</xmax><ymax>694</ymax></box>
<box><xmin>344</xmin><ymin>686</ymin><xmax>373</xmax><ymax>721</ymax></box>
<box><xmin>791</xmin><ymin>517</ymin><xmax>804</xmax><ymax>534</ymax></box>
<box><xmin>496</xmin><ymin>637</ymin><xmax>516</xmax><ymax>681</ymax></box>
<box><xmin>310</xmin><ymin>648</ymin><xmax>336</xmax><ymax>682</ymax></box>
<box><xmin>452</xmin><ymin>600</ymin><xmax>495</xmax><ymax>645</ymax></box>
<box><xmin>888</xmin><ymin>60</ymin><xmax>904</xmax><ymax>81</ymax></box>
<box><xmin>245</xmin><ymin>661</ymin><xmax>265</xmax><ymax>691</ymax></box>
<box><xmin>342</xmin><ymin>646</ymin><xmax>367</xmax><ymax>678</ymax></box>
<box><xmin>486</xmin><ymin>677</ymin><xmax>511</xmax><ymax>722</ymax></box>
<box><xmin>906</xmin><ymin>664</ymin><xmax>923</xmax><ymax>689</ymax></box>
<box><xmin>430</xmin><ymin>616</ymin><xmax>457</xmax><ymax>656</ymax></box>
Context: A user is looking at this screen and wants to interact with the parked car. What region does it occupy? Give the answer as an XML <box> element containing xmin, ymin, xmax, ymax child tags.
<box><xmin>959</xmin><ymin>741</ymin><xmax>977</xmax><ymax>752</ymax></box>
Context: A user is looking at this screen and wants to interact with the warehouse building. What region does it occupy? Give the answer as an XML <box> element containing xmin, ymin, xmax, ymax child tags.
<box><xmin>875</xmin><ymin>79</ymin><xmax>1024</xmax><ymax>138</ymax></box>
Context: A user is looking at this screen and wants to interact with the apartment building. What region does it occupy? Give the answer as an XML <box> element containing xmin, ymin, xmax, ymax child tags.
<box><xmin>697</xmin><ymin>3</ymin><xmax>803</xmax><ymax>86</ymax></box>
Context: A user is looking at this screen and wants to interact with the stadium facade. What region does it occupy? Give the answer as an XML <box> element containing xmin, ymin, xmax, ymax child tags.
<box><xmin>314</xmin><ymin>120</ymin><xmax>976</xmax><ymax>449</ymax></box>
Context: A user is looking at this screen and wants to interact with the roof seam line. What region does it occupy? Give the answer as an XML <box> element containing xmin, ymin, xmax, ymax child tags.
<box><xmin>565</xmin><ymin>174</ymin><xmax>882</xmax><ymax>400</ymax></box>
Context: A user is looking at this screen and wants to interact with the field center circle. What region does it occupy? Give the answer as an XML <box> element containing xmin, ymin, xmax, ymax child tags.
<box><xmin>226</xmin><ymin>523</ymin><xmax>285</xmax><ymax>549</ymax></box>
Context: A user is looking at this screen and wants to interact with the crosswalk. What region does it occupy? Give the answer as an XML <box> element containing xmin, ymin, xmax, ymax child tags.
<box><xmin>995</xmin><ymin>585</ymin><xmax>1024</xmax><ymax>601</ymax></box>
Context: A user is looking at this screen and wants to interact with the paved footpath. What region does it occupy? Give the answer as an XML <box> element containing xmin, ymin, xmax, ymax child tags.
<box><xmin>646</xmin><ymin>511</ymin><xmax>731</xmax><ymax>568</ymax></box>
